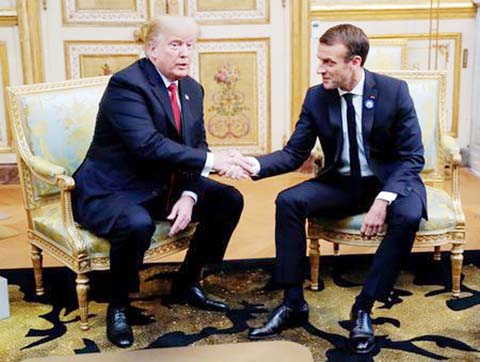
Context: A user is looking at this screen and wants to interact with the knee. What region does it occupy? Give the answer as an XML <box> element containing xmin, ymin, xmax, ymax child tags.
<box><xmin>125</xmin><ymin>212</ymin><xmax>155</xmax><ymax>243</ymax></box>
<box><xmin>223</xmin><ymin>186</ymin><xmax>244</xmax><ymax>216</ymax></box>
<box><xmin>276</xmin><ymin>189</ymin><xmax>302</xmax><ymax>210</ymax></box>
<box><xmin>389</xmin><ymin>208</ymin><xmax>422</xmax><ymax>230</ymax></box>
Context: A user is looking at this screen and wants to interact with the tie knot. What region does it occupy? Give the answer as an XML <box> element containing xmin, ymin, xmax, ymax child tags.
<box><xmin>168</xmin><ymin>83</ymin><xmax>177</xmax><ymax>93</ymax></box>
<box><xmin>343</xmin><ymin>93</ymin><xmax>353</xmax><ymax>103</ymax></box>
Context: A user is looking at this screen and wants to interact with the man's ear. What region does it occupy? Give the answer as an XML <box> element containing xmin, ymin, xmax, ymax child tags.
<box><xmin>351</xmin><ymin>55</ymin><xmax>363</xmax><ymax>67</ymax></box>
<box><xmin>147</xmin><ymin>43</ymin><xmax>157</xmax><ymax>59</ymax></box>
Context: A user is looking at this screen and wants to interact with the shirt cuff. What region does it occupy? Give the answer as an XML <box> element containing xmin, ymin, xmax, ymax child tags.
<box><xmin>376</xmin><ymin>191</ymin><xmax>398</xmax><ymax>205</ymax></box>
<box><xmin>201</xmin><ymin>152</ymin><xmax>214</xmax><ymax>177</ymax></box>
<box><xmin>181</xmin><ymin>191</ymin><xmax>198</xmax><ymax>204</ymax></box>
<box><xmin>246</xmin><ymin>156</ymin><xmax>261</xmax><ymax>176</ymax></box>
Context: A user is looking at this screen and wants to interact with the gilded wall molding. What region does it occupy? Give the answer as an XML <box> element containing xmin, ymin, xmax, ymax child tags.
<box><xmin>290</xmin><ymin>0</ymin><xmax>310</xmax><ymax>133</ymax></box>
<box><xmin>185</xmin><ymin>0</ymin><xmax>269</xmax><ymax>24</ymax></box>
<box><xmin>0</xmin><ymin>42</ymin><xmax>11</xmax><ymax>153</ymax></box>
<box><xmin>62</xmin><ymin>0</ymin><xmax>148</xmax><ymax>25</ymax></box>
<box><xmin>310</xmin><ymin>0</ymin><xmax>476</xmax><ymax>20</ymax></box>
<box><xmin>17</xmin><ymin>0</ymin><xmax>44</xmax><ymax>84</ymax></box>
<box><xmin>64</xmin><ymin>41</ymin><xmax>143</xmax><ymax>79</ymax></box>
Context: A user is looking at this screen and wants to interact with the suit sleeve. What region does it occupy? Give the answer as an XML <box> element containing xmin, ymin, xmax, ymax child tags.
<box><xmin>381</xmin><ymin>80</ymin><xmax>425</xmax><ymax>195</ymax></box>
<box><xmin>255</xmin><ymin>89</ymin><xmax>318</xmax><ymax>179</ymax></box>
<box><xmin>101</xmin><ymin>76</ymin><xmax>207</xmax><ymax>173</ymax></box>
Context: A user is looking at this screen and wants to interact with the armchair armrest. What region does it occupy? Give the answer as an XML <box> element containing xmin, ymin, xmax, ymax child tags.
<box><xmin>441</xmin><ymin>135</ymin><xmax>461</xmax><ymax>165</ymax></box>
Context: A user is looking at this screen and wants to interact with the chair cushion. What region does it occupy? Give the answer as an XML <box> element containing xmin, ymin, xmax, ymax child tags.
<box><xmin>312</xmin><ymin>186</ymin><xmax>456</xmax><ymax>235</ymax></box>
<box><xmin>32</xmin><ymin>206</ymin><xmax>195</xmax><ymax>256</ymax></box>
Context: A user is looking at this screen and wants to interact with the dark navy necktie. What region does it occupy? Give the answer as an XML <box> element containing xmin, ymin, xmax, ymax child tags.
<box><xmin>343</xmin><ymin>93</ymin><xmax>361</xmax><ymax>185</ymax></box>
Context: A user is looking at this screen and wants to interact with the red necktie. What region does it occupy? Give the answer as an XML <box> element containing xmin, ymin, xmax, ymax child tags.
<box><xmin>166</xmin><ymin>83</ymin><xmax>181</xmax><ymax>212</ymax></box>
<box><xmin>168</xmin><ymin>83</ymin><xmax>182</xmax><ymax>133</ymax></box>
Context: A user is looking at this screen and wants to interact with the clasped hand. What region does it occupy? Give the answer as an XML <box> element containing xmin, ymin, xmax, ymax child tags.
<box><xmin>212</xmin><ymin>150</ymin><xmax>256</xmax><ymax>180</ymax></box>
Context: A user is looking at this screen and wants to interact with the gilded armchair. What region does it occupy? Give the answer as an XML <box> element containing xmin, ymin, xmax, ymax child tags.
<box><xmin>7</xmin><ymin>76</ymin><xmax>196</xmax><ymax>330</ymax></box>
<box><xmin>307</xmin><ymin>70</ymin><xmax>465</xmax><ymax>297</ymax></box>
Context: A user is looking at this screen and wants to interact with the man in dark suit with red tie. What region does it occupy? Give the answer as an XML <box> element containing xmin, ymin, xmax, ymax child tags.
<box><xmin>72</xmin><ymin>15</ymin><xmax>252</xmax><ymax>348</ymax></box>
<box><xmin>247</xmin><ymin>24</ymin><xmax>427</xmax><ymax>354</ymax></box>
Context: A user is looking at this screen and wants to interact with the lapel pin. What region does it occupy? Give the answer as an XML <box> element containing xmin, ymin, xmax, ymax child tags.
<box><xmin>185</xmin><ymin>94</ymin><xmax>189</xmax><ymax>101</ymax></box>
<box><xmin>364</xmin><ymin>98</ymin><xmax>375</xmax><ymax>110</ymax></box>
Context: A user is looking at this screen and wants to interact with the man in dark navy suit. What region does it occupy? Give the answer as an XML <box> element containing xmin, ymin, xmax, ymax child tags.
<box><xmin>247</xmin><ymin>24</ymin><xmax>427</xmax><ymax>354</ymax></box>
<box><xmin>72</xmin><ymin>15</ymin><xmax>252</xmax><ymax>348</ymax></box>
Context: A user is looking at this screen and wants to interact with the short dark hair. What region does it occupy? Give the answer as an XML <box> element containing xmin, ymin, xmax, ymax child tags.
<box><xmin>319</xmin><ymin>24</ymin><xmax>369</xmax><ymax>66</ymax></box>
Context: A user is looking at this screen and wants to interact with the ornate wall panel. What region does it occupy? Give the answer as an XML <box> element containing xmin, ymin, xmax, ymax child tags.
<box><xmin>64</xmin><ymin>42</ymin><xmax>143</xmax><ymax>79</ymax></box>
<box><xmin>190</xmin><ymin>39</ymin><xmax>270</xmax><ymax>154</ymax></box>
<box><xmin>185</xmin><ymin>0</ymin><xmax>269</xmax><ymax>24</ymax></box>
<box><xmin>0</xmin><ymin>42</ymin><xmax>10</xmax><ymax>153</ymax></box>
<box><xmin>63</xmin><ymin>0</ymin><xmax>148</xmax><ymax>25</ymax></box>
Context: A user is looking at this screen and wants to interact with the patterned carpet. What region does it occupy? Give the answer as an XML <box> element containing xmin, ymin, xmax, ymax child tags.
<box><xmin>1</xmin><ymin>252</ymin><xmax>480</xmax><ymax>361</ymax></box>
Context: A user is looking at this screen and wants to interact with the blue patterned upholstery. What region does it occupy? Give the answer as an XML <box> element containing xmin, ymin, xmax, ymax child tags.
<box><xmin>19</xmin><ymin>84</ymin><xmax>107</xmax><ymax>197</ymax></box>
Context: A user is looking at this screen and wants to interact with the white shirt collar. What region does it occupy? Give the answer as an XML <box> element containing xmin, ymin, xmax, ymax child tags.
<box><xmin>157</xmin><ymin>70</ymin><xmax>178</xmax><ymax>89</ymax></box>
<box><xmin>338</xmin><ymin>69</ymin><xmax>365</xmax><ymax>97</ymax></box>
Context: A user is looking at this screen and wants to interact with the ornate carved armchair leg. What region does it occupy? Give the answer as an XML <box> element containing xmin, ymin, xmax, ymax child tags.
<box><xmin>433</xmin><ymin>246</ymin><xmax>441</xmax><ymax>261</ymax></box>
<box><xmin>309</xmin><ymin>238</ymin><xmax>320</xmax><ymax>291</ymax></box>
<box><xmin>31</xmin><ymin>244</ymin><xmax>44</xmax><ymax>296</ymax></box>
<box><xmin>450</xmin><ymin>244</ymin><xmax>464</xmax><ymax>298</ymax></box>
<box><xmin>76</xmin><ymin>273</ymin><xmax>90</xmax><ymax>330</ymax></box>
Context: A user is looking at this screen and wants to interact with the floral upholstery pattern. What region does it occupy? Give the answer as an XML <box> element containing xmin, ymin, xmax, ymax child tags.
<box><xmin>19</xmin><ymin>85</ymin><xmax>107</xmax><ymax>197</ymax></box>
<box><xmin>33</xmin><ymin>206</ymin><xmax>196</xmax><ymax>257</ymax></box>
<box><xmin>312</xmin><ymin>186</ymin><xmax>456</xmax><ymax>235</ymax></box>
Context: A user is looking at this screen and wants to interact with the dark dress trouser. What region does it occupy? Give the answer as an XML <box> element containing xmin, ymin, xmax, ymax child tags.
<box><xmin>274</xmin><ymin>175</ymin><xmax>423</xmax><ymax>303</ymax></box>
<box><xmin>82</xmin><ymin>177</ymin><xmax>244</xmax><ymax>305</ymax></box>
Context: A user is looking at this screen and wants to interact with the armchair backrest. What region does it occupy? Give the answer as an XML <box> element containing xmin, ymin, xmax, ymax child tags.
<box><xmin>379</xmin><ymin>70</ymin><xmax>447</xmax><ymax>183</ymax></box>
<box><xmin>7</xmin><ymin>76</ymin><xmax>110</xmax><ymax>207</ymax></box>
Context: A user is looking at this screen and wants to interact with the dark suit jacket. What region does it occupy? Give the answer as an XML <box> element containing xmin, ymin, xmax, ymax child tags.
<box><xmin>256</xmin><ymin>69</ymin><xmax>427</xmax><ymax>218</ymax></box>
<box><xmin>72</xmin><ymin>58</ymin><xmax>209</xmax><ymax>232</ymax></box>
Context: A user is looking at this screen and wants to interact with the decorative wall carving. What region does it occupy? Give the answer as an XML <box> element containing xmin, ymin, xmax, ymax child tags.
<box><xmin>185</xmin><ymin>0</ymin><xmax>269</xmax><ymax>24</ymax></box>
<box><xmin>191</xmin><ymin>39</ymin><xmax>270</xmax><ymax>154</ymax></box>
<box><xmin>64</xmin><ymin>42</ymin><xmax>143</xmax><ymax>79</ymax></box>
<box><xmin>63</xmin><ymin>0</ymin><xmax>148</xmax><ymax>25</ymax></box>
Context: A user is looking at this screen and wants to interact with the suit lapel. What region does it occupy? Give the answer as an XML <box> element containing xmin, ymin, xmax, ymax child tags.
<box><xmin>362</xmin><ymin>69</ymin><xmax>377</xmax><ymax>140</ymax></box>
<box><xmin>141</xmin><ymin>58</ymin><xmax>177</xmax><ymax>131</ymax></box>
<box><xmin>178</xmin><ymin>79</ymin><xmax>192</xmax><ymax>146</ymax></box>
<box><xmin>327</xmin><ymin>90</ymin><xmax>344</xmax><ymax>162</ymax></box>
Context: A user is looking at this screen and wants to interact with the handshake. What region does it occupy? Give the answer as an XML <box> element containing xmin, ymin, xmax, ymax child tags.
<box><xmin>212</xmin><ymin>150</ymin><xmax>258</xmax><ymax>180</ymax></box>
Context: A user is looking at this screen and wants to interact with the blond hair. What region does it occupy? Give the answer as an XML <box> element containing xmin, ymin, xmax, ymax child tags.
<box><xmin>144</xmin><ymin>15</ymin><xmax>199</xmax><ymax>53</ymax></box>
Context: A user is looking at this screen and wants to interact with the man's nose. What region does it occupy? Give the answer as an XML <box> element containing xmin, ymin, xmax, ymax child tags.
<box><xmin>317</xmin><ymin>64</ymin><xmax>325</xmax><ymax>74</ymax></box>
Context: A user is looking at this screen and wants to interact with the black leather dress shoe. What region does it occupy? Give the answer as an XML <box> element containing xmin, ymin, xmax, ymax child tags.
<box><xmin>173</xmin><ymin>283</ymin><xmax>229</xmax><ymax>312</ymax></box>
<box><xmin>106</xmin><ymin>304</ymin><xmax>133</xmax><ymax>348</ymax></box>
<box><xmin>248</xmin><ymin>303</ymin><xmax>309</xmax><ymax>340</ymax></box>
<box><xmin>350</xmin><ymin>308</ymin><xmax>375</xmax><ymax>354</ymax></box>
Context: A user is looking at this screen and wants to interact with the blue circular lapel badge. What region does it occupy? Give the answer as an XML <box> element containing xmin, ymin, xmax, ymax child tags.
<box><xmin>364</xmin><ymin>99</ymin><xmax>375</xmax><ymax>110</ymax></box>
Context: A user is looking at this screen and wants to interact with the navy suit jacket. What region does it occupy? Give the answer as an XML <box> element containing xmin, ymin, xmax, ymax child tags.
<box><xmin>73</xmin><ymin>58</ymin><xmax>210</xmax><ymax>230</ymax></box>
<box><xmin>256</xmin><ymin>69</ymin><xmax>427</xmax><ymax>218</ymax></box>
